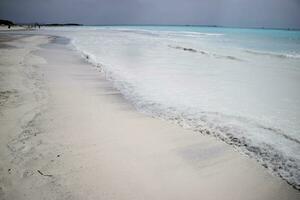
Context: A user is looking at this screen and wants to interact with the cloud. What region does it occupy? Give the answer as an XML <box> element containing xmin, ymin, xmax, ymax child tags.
<box><xmin>0</xmin><ymin>0</ymin><xmax>299</xmax><ymax>29</ymax></box>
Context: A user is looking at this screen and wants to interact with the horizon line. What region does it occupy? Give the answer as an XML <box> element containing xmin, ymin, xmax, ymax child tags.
<box><xmin>4</xmin><ymin>20</ymin><xmax>300</xmax><ymax>31</ymax></box>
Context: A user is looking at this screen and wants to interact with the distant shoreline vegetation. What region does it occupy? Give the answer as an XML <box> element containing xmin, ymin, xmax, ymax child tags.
<box><xmin>42</xmin><ymin>23</ymin><xmax>82</xmax><ymax>26</ymax></box>
<box><xmin>0</xmin><ymin>19</ymin><xmax>14</xmax><ymax>26</ymax></box>
<box><xmin>0</xmin><ymin>19</ymin><xmax>82</xmax><ymax>27</ymax></box>
<box><xmin>20</xmin><ymin>23</ymin><xmax>82</xmax><ymax>27</ymax></box>
<box><xmin>0</xmin><ymin>19</ymin><xmax>299</xmax><ymax>31</ymax></box>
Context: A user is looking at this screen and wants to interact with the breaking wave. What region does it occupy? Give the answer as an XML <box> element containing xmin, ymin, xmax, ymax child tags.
<box><xmin>75</xmin><ymin>46</ymin><xmax>300</xmax><ymax>190</ymax></box>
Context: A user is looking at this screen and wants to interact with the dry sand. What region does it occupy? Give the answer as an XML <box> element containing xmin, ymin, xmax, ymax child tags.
<box><xmin>0</xmin><ymin>34</ymin><xmax>299</xmax><ymax>200</ymax></box>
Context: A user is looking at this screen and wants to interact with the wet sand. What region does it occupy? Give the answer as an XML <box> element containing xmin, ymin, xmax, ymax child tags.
<box><xmin>0</xmin><ymin>34</ymin><xmax>299</xmax><ymax>200</ymax></box>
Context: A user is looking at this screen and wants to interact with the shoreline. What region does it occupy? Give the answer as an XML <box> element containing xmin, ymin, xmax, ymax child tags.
<box><xmin>72</xmin><ymin>32</ymin><xmax>300</xmax><ymax>190</ymax></box>
<box><xmin>0</xmin><ymin>32</ymin><xmax>299</xmax><ymax>199</ymax></box>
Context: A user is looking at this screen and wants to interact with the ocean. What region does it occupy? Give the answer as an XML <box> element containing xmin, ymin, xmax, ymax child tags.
<box><xmin>43</xmin><ymin>26</ymin><xmax>300</xmax><ymax>188</ymax></box>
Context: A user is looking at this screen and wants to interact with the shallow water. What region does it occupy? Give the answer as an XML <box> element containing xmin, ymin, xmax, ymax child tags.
<box><xmin>42</xmin><ymin>26</ymin><xmax>300</xmax><ymax>188</ymax></box>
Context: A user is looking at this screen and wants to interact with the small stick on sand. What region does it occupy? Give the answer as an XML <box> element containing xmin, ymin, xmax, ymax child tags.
<box><xmin>37</xmin><ymin>170</ymin><xmax>53</xmax><ymax>177</ymax></box>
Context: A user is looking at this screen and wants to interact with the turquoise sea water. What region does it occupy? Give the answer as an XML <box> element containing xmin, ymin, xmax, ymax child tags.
<box><xmin>101</xmin><ymin>25</ymin><xmax>300</xmax><ymax>55</ymax></box>
<box><xmin>43</xmin><ymin>26</ymin><xmax>300</xmax><ymax>188</ymax></box>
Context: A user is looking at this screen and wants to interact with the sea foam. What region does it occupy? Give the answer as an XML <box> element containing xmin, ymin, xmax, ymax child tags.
<box><xmin>46</xmin><ymin>26</ymin><xmax>300</xmax><ymax>189</ymax></box>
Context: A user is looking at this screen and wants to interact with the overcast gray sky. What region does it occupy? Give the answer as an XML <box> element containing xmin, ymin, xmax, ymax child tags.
<box><xmin>0</xmin><ymin>0</ymin><xmax>299</xmax><ymax>29</ymax></box>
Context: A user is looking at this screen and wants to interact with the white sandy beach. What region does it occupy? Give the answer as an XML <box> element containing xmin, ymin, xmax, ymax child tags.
<box><xmin>0</xmin><ymin>33</ymin><xmax>299</xmax><ymax>200</ymax></box>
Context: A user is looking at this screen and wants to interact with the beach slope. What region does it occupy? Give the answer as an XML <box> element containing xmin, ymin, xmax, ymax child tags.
<box><xmin>0</xmin><ymin>34</ymin><xmax>299</xmax><ymax>200</ymax></box>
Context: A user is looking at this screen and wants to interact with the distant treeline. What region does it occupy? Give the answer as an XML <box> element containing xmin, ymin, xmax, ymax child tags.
<box><xmin>0</xmin><ymin>19</ymin><xmax>14</xmax><ymax>26</ymax></box>
<box><xmin>23</xmin><ymin>23</ymin><xmax>82</xmax><ymax>26</ymax></box>
<box><xmin>42</xmin><ymin>23</ymin><xmax>82</xmax><ymax>26</ymax></box>
<box><xmin>0</xmin><ymin>19</ymin><xmax>82</xmax><ymax>27</ymax></box>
